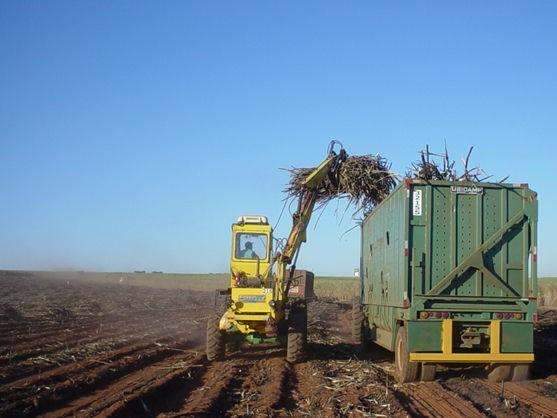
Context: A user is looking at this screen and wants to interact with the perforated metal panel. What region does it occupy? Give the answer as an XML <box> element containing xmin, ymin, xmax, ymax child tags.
<box><xmin>361</xmin><ymin>181</ymin><xmax>537</xmax><ymax>304</ymax></box>
<box><xmin>410</xmin><ymin>182</ymin><xmax>537</xmax><ymax>298</ymax></box>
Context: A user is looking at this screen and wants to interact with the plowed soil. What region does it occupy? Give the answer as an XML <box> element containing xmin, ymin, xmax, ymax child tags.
<box><xmin>1</xmin><ymin>271</ymin><xmax>557</xmax><ymax>417</ymax></box>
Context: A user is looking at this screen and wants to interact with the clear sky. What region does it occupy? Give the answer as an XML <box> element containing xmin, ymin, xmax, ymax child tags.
<box><xmin>1</xmin><ymin>2</ymin><xmax>556</xmax><ymax>276</ymax></box>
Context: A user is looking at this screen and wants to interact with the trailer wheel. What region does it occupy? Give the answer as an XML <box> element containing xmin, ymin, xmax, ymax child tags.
<box><xmin>351</xmin><ymin>302</ymin><xmax>365</xmax><ymax>346</ymax></box>
<box><xmin>420</xmin><ymin>363</ymin><xmax>436</xmax><ymax>381</ymax></box>
<box><xmin>511</xmin><ymin>364</ymin><xmax>531</xmax><ymax>381</ymax></box>
<box><xmin>206</xmin><ymin>315</ymin><xmax>225</xmax><ymax>361</ymax></box>
<box><xmin>286</xmin><ymin>307</ymin><xmax>306</xmax><ymax>363</ymax></box>
<box><xmin>395</xmin><ymin>326</ymin><xmax>419</xmax><ymax>383</ymax></box>
<box><xmin>487</xmin><ymin>364</ymin><xmax>512</xmax><ymax>382</ymax></box>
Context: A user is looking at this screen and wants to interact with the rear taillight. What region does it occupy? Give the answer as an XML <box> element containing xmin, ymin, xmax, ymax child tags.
<box><xmin>419</xmin><ymin>311</ymin><xmax>430</xmax><ymax>319</ymax></box>
<box><xmin>494</xmin><ymin>312</ymin><xmax>521</xmax><ymax>320</ymax></box>
<box><xmin>419</xmin><ymin>311</ymin><xmax>450</xmax><ymax>319</ymax></box>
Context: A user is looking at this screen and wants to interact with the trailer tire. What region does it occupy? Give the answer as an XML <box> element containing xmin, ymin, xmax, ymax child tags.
<box><xmin>511</xmin><ymin>364</ymin><xmax>531</xmax><ymax>381</ymax></box>
<box><xmin>286</xmin><ymin>307</ymin><xmax>306</xmax><ymax>363</ymax></box>
<box><xmin>420</xmin><ymin>363</ymin><xmax>436</xmax><ymax>381</ymax></box>
<box><xmin>206</xmin><ymin>315</ymin><xmax>225</xmax><ymax>361</ymax></box>
<box><xmin>487</xmin><ymin>364</ymin><xmax>512</xmax><ymax>382</ymax></box>
<box><xmin>395</xmin><ymin>326</ymin><xmax>419</xmax><ymax>383</ymax></box>
<box><xmin>351</xmin><ymin>303</ymin><xmax>365</xmax><ymax>346</ymax></box>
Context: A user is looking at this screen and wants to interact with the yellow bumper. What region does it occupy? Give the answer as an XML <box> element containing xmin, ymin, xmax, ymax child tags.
<box><xmin>409</xmin><ymin>352</ymin><xmax>534</xmax><ymax>363</ymax></box>
<box><xmin>409</xmin><ymin>319</ymin><xmax>534</xmax><ymax>363</ymax></box>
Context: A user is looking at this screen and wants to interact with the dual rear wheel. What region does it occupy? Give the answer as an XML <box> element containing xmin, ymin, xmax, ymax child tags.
<box><xmin>393</xmin><ymin>326</ymin><xmax>436</xmax><ymax>382</ymax></box>
<box><xmin>394</xmin><ymin>326</ymin><xmax>422</xmax><ymax>383</ymax></box>
<box><xmin>352</xmin><ymin>304</ymin><xmax>435</xmax><ymax>383</ymax></box>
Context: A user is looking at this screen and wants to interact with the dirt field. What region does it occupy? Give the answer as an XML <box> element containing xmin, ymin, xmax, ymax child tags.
<box><xmin>1</xmin><ymin>271</ymin><xmax>557</xmax><ymax>417</ymax></box>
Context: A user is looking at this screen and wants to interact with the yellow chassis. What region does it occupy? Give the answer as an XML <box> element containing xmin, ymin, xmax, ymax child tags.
<box><xmin>409</xmin><ymin>319</ymin><xmax>534</xmax><ymax>363</ymax></box>
<box><xmin>219</xmin><ymin>287</ymin><xmax>277</xmax><ymax>334</ymax></box>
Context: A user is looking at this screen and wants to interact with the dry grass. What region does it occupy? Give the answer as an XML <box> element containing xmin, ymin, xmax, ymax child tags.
<box><xmin>36</xmin><ymin>271</ymin><xmax>358</xmax><ymax>300</ymax></box>
<box><xmin>35</xmin><ymin>271</ymin><xmax>556</xmax><ymax>306</ymax></box>
<box><xmin>540</xmin><ymin>278</ymin><xmax>557</xmax><ymax>307</ymax></box>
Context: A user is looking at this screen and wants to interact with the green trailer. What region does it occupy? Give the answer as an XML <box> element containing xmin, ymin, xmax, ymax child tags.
<box><xmin>353</xmin><ymin>179</ymin><xmax>538</xmax><ymax>383</ymax></box>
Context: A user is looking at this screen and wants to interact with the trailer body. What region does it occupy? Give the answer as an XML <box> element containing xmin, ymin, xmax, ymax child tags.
<box><xmin>359</xmin><ymin>180</ymin><xmax>537</xmax><ymax>365</ymax></box>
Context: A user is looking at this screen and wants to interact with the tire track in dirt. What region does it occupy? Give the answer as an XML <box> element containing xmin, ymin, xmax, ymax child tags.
<box><xmin>0</xmin><ymin>318</ymin><xmax>193</xmax><ymax>385</ymax></box>
<box><xmin>159</xmin><ymin>347</ymin><xmax>291</xmax><ymax>417</ymax></box>
<box><xmin>1</xmin><ymin>319</ymin><xmax>118</xmax><ymax>347</ymax></box>
<box><xmin>0</xmin><ymin>336</ymin><xmax>180</xmax><ymax>398</ymax></box>
<box><xmin>78</xmin><ymin>355</ymin><xmax>207</xmax><ymax>418</ymax></box>
<box><xmin>440</xmin><ymin>377</ymin><xmax>531</xmax><ymax>417</ymax></box>
<box><xmin>292</xmin><ymin>361</ymin><xmax>337</xmax><ymax>417</ymax></box>
<box><xmin>0</xmin><ymin>339</ymin><xmax>196</xmax><ymax>417</ymax></box>
<box><xmin>39</xmin><ymin>352</ymin><xmax>203</xmax><ymax>418</ymax></box>
<box><xmin>1</xmin><ymin>314</ymin><xmax>190</xmax><ymax>361</ymax></box>
<box><xmin>226</xmin><ymin>355</ymin><xmax>296</xmax><ymax>417</ymax></box>
<box><xmin>396</xmin><ymin>382</ymin><xmax>486</xmax><ymax>418</ymax></box>
<box><xmin>480</xmin><ymin>379</ymin><xmax>557</xmax><ymax>417</ymax></box>
<box><xmin>306</xmin><ymin>301</ymin><xmax>487</xmax><ymax>417</ymax></box>
<box><xmin>162</xmin><ymin>360</ymin><xmax>245</xmax><ymax>417</ymax></box>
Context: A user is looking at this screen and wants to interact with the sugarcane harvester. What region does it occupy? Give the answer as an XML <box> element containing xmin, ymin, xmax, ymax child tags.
<box><xmin>206</xmin><ymin>142</ymin><xmax>347</xmax><ymax>363</ymax></box>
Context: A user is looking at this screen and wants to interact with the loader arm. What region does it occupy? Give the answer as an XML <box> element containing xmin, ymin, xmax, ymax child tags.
<box><xmin>274</xmin><ymin>145</ymin><xmax>346</xmax><ymax>302</ymax></box>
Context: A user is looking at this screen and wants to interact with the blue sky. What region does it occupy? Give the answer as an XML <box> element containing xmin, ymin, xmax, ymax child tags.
<box><xmin>1</xmin><ymin>2</ymin><xmax>556</xmax><ymax>276</ymax></box>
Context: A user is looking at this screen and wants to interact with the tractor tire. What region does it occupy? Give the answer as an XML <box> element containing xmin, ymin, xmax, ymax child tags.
<box><xmin>395</xmin><ymin>326</ymin><xmax>419</xmax><ymax>383</ymax></box>
<box><xmin>301</xmin><ymin>306</ymin><xmax>308</xmax><ymax>346</ymax></box>
<box><xmin>420</xmin><ymin>363</ymin><xmax>437</xmax><ymax>381</ymax></box>
<box><xmin>351</xmin><ymin>302</ymin><xmax>365</xmax><ymax>346</ymax></box>
<box><xmin>487</xmin><ymin>364</ymin><xmax>512</xmax><ymax>382</ymax></box>
<box><xmin>286</xmin><ymin>307</ymin><xmax>306</xmax><ymax>363</ymax></box>
<box><xmin>511</xmin><ymin>364</ymin><xmax>531</xmax><ymax>381</ymax></box>
<box><xmin>206</xmin><ymin>315</ymin><xmax>225</xmax><ymax>361</ymax></box>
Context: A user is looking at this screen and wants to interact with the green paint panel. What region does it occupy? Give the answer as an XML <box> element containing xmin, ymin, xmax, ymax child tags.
<box><xmin>501</xmin><ymin>322</ymin><xmax>533</xmax><ymax>353</ymax></box>
<box><xmin>361</xmin><ymin>186</ymin><xmax>407</xmax><ymax>334</ymax></box>
<box><xmin>430</xmin><ymin>187</ymin><xmax>451</xmax><ymax>293</ymax></box>
<box><xmin>407</xmin><ymin>320</ymin><xmax>442</xmax><ymax>352</ymax></box>
<box><xmin>360</xmin><ymin>180</ymin><xmax>538</xmax><ymax>353</ymax></box>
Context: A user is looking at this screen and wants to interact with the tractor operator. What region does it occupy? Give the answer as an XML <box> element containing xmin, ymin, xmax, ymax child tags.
<box><xmin>240</xmin><ymin>242</ymin><xmax>258</xmax><ymax>259</ymax></box>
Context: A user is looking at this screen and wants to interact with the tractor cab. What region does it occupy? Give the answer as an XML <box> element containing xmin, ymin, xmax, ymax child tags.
<box><xmin>230</xmin><ymin>215</ymin><xmax>272</xmax><ymax>287</ymax></box>
<box><xmin>223</xmin><ymin>215</ymin><xmax>277</xmax><ymax>339</ymax></box>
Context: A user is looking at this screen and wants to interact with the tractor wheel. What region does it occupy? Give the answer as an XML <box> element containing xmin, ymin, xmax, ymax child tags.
<box><xmin>487</xmin><ymin>364</ymin><xmax>512</xmax><ymax>382</ymax></box>
<box><xmin>301</xmin><ymin>306</ymin><xmax>308</xmax><ymax>345</ymax></box>
<box><xmin>511</xmin><ymin>364</ymin><xmax>531</xmax><ymax>381</ymax></box>
<box><xmin>351</xmin><ymin>302</ymin><xmax>365</xmax><ymax>346</ymax></box>
<box><xmin>286</xmin><ymin>307</ymin><xmax>306</xmax><ymax>363</ymax></box>
<box><xmin>206</xmin><ymin>315</ymin><xmax>225</xmax><ymax>361</ymax></box>
<box><xmin>420</xmin><ymin>363</ymin><xmax>437</xmax><ymax>381</ymax></box>
<box><xmin>395</xmin><ymin>326</ymin><xmax>419</xmax><ymax>383</ymax></box>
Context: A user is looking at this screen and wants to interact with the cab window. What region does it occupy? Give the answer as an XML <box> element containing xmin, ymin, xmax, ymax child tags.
<box><xmin>235</xmin><ymin>233</ymin><xmax>268</xmax><ymax>260</ymax></box>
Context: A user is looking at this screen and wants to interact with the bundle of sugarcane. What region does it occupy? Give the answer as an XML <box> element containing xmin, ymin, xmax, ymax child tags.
<box><xmin>408</xmin><ymin>145</ymin><xmax>452</xmax><ymax>181</ymax></box>
<box><xmin>408</xmin><ymin>144</ymin><xmax>508</xmax><ymax>183</ymax></box>
<box><xmin>284</xmin><ymin>154</ymin><xmax>396</xmax><ymax>214</ymax></box>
